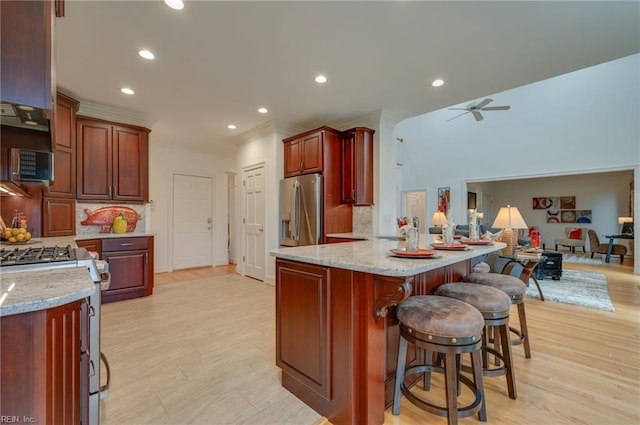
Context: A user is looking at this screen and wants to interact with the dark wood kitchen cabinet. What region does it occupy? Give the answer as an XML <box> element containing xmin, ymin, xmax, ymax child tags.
<box><xmin>76</xmin><ymin>116</ymin><xmax>150</xmax><ymax>203</ymax></box>
<box><xmin>42</xmin><ymin>93</ymin><xmax>79</xmax><ymax>237</ymax></box>
<box><xmin>341</xmin><ymin>127</ymin><xmax>375</xmax><ymax>205</ymax></box>
<box><xmin>1</xmin><ymin>299</ymin><xmax>88</xmax><ymax>425</ymax></box>
<box><xmin>0</xmin><ymin>0</ymin><xmax>54</xmax><ymax>110</ymax></box>
<box><xmin>283</xmin><ymin>126</ymin><xmax>341</xmax><ymax>177</ymax></box>
<box><xmin>100</xmin><ymin>236</ymin><xmax>154</xmax><ymax>303</ymax></box>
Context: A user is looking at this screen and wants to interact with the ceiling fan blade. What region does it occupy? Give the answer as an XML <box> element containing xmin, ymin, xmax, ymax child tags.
<box><xmin>481</xmin><ymin>105</ymin><xmax>511</xmax><ymax>111</ymax></box>
<box><xmin>472</xmin><ymin>110</ymin><xmax>484</xmax><ymax>121</ymax></box>
<box><xmin>448</xmin><ymin>107</ymin><xmax>469</xmax><ymax>111</ymax></box>
<box><xmin>474</xmin><ymin>98</ymin><xmax>493</xmax><ymax>109</ymax></box>
<box><xmin>446</xmin><ymin>111</ymin><xmax>470</xmax><ymax>122</ymax></box>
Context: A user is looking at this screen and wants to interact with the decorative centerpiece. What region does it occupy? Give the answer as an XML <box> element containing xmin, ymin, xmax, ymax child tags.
<box><xmin>443</xmin><ymin>209</ymin><xmax>455</xmax><ymax>245</ymax></box>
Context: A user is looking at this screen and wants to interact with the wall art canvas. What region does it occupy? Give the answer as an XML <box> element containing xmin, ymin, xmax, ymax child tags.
<box><xmin>533</xmin><ymin>196</ymin><xmax>561</xmax><ymax>210</ymax></box>
<box><xmin>438</xmin><ymin>187</ymin><xmax>450</xmax><ymax>214</ymax></box>
<box><xmin>560</xmin><ymin>196</ymin><xmax>576</xmax><ymax>209</ymax></box>
<box><xmin>576</xmin><ymin>210</ymin><xmax>592</xmax><ymax>223</ymax></box>
<box><xmin>546</xmin><ymin>210</ymin><xmax>560</xmax><ymax>223</ymax></box>
<box><xmin>560</xmin><ymin>210</ymin><xmax>577</xmax><ymax>223</ymax></box>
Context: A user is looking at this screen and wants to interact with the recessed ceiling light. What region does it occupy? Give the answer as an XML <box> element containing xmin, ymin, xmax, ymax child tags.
<box><xmin>138</xmin><ymin>49</ymin><xmax>155</xmax><ymax>60</ymax></box>
<box><xmin>432</xmin><ymin>79</ymin><xmax>445</xmax><ymax>87</ymax></box>
<box><xmin>315</xmin><ymin>75</ymin><xmax>327</xmax><ymax>84</ymax></box>
<box><xmin>227</xmin><ymin>124</ymin><xmax>237</xmax><ymax>130</ymax></box>
<box><xmin>257</xmin><ymin>107</ymin><xmax>268</xmax><ymax>114</ymax></box>
<box><xmin>164</xmin><ymin>0</ymin><xmax>184</xmax><ymax>10</ymax></box>
<box><xmin>121</xmin><ymin>87</ymin><xmax>135</xmax><ymax>95</ymax></box>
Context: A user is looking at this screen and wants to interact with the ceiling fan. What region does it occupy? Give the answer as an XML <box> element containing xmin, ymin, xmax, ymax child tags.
<box><xmin>447</xmin><ymin>98</ymin><xmax>511</xmax><ymax>122</ymax></box>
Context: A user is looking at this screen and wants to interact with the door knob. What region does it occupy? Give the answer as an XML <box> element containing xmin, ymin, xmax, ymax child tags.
<box><xmin>259</xmin><ymin>228</ymin><xmax>264</xmax><ymax>233</ymax></box>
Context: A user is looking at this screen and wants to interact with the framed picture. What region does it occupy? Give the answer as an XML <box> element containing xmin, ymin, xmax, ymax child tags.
<box><xmin>576</xmin><ymin>210</ymin><xmax>592</xmax><ymax>223</ymax></box>
<box><xmin>560</xmin><ymin>196</ymin><xmax>576</xmax><ymax>209</ymax></box>
<box><xmin>546</xmin><ymin>209</ymin><xmax>560</xmax><ymax>223</ymax></box>
<box><xmin>438</xmin><ymin>187</ymin><xmax>450</xmax><ymax>214</ymax></box>
<box><xmin>560</xmin><ymin>210</ymin><xmax>577</xmax><ymax>223</ymax></box>
<box><xmin>467</xmin><ymin>192</ymin><xmax>477</xmax><ymax>210</ymax></box>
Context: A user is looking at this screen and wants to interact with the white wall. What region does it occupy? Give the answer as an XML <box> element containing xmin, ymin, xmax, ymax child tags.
<box><xmin>396</xmin><ymin>54</ymin><xmax>639</xmax><ymax>272</ymax></box>
<box><xmin>149</xmin><ymin>144</ymin><xmax>236</xmax><ymax>272</ymax></box>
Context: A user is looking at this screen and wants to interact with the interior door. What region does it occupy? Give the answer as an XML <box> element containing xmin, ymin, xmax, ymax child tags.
<box><xmin>172</xmin><ymin>174</ymin><xmax>214</xmax><ymax>270</ymax></box>
<box><xmin>244</xmin><ymin>165</ymin><xmax>265</xmax><ymax>281</ymax></box>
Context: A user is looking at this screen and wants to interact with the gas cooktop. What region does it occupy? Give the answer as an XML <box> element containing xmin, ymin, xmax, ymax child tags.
<box><xmin>0</xmin><ymin>245</ymin><xmax>76</xmax><ymax>267</ymax></box>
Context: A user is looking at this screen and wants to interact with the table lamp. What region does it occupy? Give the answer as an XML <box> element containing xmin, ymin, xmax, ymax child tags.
<box><xmin>492</xmin><ymin>205</ymin><xmax>528</xmax><ymax>255</ymax></box>
<box><xmin>431</xmin><ymin>211</ymin><xmax>447</xmax><ymax>227</ymax></box>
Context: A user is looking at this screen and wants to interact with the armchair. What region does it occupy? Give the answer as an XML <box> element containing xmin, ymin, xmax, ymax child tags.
<box><xmin>554</xmin><ymin>227</ymin><xmax>586</xmax><ymax>253</ymax></box>
<box><xmin>587</xmin><ymin>229</ymin><xmax>627</xmax><ymax>262</ymax></box>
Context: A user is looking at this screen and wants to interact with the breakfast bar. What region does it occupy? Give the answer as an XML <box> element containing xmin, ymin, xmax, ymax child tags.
<box><xmin>270</xmin><ymin>236</ymin><xmax>505</xmax><ymax>425</ymax></box>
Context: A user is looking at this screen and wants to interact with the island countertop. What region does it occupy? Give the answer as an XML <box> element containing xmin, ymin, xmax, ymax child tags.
<box><xmin>270</xmin><ymin>234</ymin><xmax>505</xmax><ymax>277</ymax></box>
<box><xmin>0</xmin><ymin>267</ymin><xmax>97</xmax><ymax>317</ymax></box>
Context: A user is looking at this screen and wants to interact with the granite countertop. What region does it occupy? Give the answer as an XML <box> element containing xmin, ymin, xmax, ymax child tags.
<box><xmin>0</xmin><ymin>233</ymin><xmax>154</xmax><ymax>249</ymax></box>
<box><xmin>0</xmin><ymin>267</ymin><xmax>97</xmax><ymax>317</ymax></box>
<box><xmin>271</xmin><ymin>233</ymin><xmax>505</xmax><ymax>277</ymax></box>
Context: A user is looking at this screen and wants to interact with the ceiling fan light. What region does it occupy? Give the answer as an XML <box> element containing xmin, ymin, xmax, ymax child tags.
<box><xmin>431</xmin><ymin>79</ymin><xmax>444</xmax><ymax>87</ymax></box>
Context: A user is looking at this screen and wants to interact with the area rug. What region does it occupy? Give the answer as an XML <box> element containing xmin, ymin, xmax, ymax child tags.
<box><xmin>525</xmin><ymin>270</ymin><xmax>614</xmax><ymax>312</ymax></box>
<box><xmin>562</xmin><ymin>253</ymin><xmax>603</xmax><ymax>265</ymax></box>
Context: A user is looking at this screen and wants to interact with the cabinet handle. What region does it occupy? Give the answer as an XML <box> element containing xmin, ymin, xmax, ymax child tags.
<box><xmin>114</xmin><ymin>186</ymin><xmax>117</xmax><ymax>198</ymax></box>
<box><xmin>144</xmin><ymin>252</ymin><xmax>148</xmax><ymax>265</ymax></box>
<box><xmin>89</xmin><ymin>359</ymin><xmax>96</xmax><ymax>377</ymax></box>
<box><xmin>109</xmin><ymin>185</ymin><xmax>112</xmax><ymax>198</ymax></box>
<box><xmin>47</xmin><ymin>200</ymin><xmax>51</xmax><ymax>215</ymax></box>
<box><xmin>88</xmin><ymin>305</ymin><xmax>96</xmax><ymax>317</ymax></box>
<box><xmin>299</xmin><ymin>161</ymin><xmax>302</xmax><ymax>171</ymax></box>
<box><xmin>119</xmin><ymin>242</ymin><xmax>133</xmax><ymax>247</ymax></box>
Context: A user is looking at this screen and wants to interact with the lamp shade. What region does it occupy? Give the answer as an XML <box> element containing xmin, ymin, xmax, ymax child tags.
<box><xmin>431</xmin><ymin>211</ymin><xmax>447</xmax><ymax>226</ymax></box>
<box><xmin>618</xmin><ymin>216</ymin><xmax>633</xmax><ymax>224</ymax></box>
<box><xmin>492</xmin><ymin>205</ymin><xmax>528</xmax><ymax>229</ymax></box>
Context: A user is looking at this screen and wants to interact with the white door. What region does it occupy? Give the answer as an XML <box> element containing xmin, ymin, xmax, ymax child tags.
<box><xmin>173</xmin><ymin>174</ymin><xmax>214</xmax><ymax>270</ymax></box>
<box><xmin>244</xmin><ymin>165</ymin><xmax>265</xmax><ymax>281</ymax></box>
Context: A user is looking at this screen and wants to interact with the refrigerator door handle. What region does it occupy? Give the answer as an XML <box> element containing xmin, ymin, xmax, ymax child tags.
<box><xmin>291</xmin><ymin>180</ymin><xmax>301</xmax><ymax>241</ymax></box>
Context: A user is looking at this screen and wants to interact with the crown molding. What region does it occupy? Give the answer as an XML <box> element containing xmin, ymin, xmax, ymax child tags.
<box><xmin>77</xmin><ymin>101</ymin><xmax>155</xmax><ymax>128</ymax></box>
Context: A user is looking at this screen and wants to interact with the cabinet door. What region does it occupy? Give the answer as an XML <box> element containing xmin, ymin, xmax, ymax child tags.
<box><xmin>76</xmin><ymin>118</ymin><xmax>112</xmax><ymax>200</ymax></box>
<box><xmin>112</xmin><ymin>125</ymin><xmax>148</xmax><ymax>202</ymax></box>
<box><xmin>300</xmin><ymin>132</ymin><xmax>323</xmax><ymax>174</ymax></box>
<box><xmin>341</xmin><ymin>131</ymin><xmax>357</xmax><ymax>203</ymax></box>
<box><xmin>102</xmin><ymin>249</ymin><xmax>149</xmax><ymax>302</ymax></box>
<box><xmin>0</xmin><ymin>0</ymin><xmax>53</xmax><ymax>109</ymax></box>
<box><xmin>42</xmin><ymin>198</ymin><xmax>76</xmax><ymax>236</ymax></box>
<box><xmin>283</xmin><ymin>139</ymin><xmax>302</xmax><ymax>177</ymax></box>
<box><xmin>48</xmin><ymin>94</ymin><xmax>78</xmax><ymax>198</ymax></box>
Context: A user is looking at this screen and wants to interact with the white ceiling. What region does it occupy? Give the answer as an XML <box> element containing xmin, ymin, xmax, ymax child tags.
<box><xmin>55</xmin><ymin>1</ymin><xmax>640</xmax><ymax>157</ymax></box>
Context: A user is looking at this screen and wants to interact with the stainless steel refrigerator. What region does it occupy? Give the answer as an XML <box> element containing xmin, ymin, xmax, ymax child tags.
<box><xmin>280</xmin><ymin>173</ymin><xmax>322</xmax><ymax>246</ymax></box>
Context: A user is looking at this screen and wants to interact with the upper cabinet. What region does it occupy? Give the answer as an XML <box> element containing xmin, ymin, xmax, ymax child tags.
<box><xmin>283</xmin><ymin>127</ymin><xmax>340</xmax><ymax>177</ymax></box>
<box><xmin>341</xmin><ymin>127</ymin><xmax>375</xmax><ymax>205</ymax></box>
<box><xmin>48</xmin><ymin>92</ymin><xmax>78</xmax><ymax>198</ymax></box>
<box><xmin>0</xmin><ymin>0</ymin><xmax>54</xmax><ymax>110</ymax></box>
<box><xmin>76</xmin><ymin>116</ymin><xmax>150</xmax><ymax>203</ymax></box>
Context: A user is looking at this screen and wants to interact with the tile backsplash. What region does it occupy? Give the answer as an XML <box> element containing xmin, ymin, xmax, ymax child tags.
<box><xmin>76</xmin><ymin>202</ymin><xmax>150</xmax><ymax>235</ymax></box>
<box><xmin>353</xmin><ymin>206</ymin><xmax>373</xmax><ymax>234</ymax></box>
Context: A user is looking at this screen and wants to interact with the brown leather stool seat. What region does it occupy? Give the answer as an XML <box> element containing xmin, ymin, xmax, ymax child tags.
<box><xmin>462</xmin><ymin>272</ymin><xmax>531</xmax><ymax>358</ymax></box>
<box><xmin>435</xmin><ymin>283</ymin><xmax>517</xmax><ymax>399</ymax></box>
<box><xmin>392</xmin><ymin>295</ymin><xmax>487</xmax><ymax>425</ymax></box>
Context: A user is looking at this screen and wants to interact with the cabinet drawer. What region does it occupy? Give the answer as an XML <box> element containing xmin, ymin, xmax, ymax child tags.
<box><xmin>102</xmin><ymin>237</ymin><xmax>148</xmax><ymax>252</ymax></box>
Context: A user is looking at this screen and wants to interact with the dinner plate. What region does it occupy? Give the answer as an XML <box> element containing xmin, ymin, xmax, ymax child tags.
<box><xmin>389</xmin><ymin>248</ymin><xmax>438</xmax><ymax>259</ymax></box>
<box><xmin>431</xmin><ymin>244</ymin><xmax>469</xmax><ymax>251</ymax></box>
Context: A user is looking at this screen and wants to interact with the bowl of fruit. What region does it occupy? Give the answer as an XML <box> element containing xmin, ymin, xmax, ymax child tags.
<box><xmin>3</xmin><ymin>227</ymin><xmax>33</xmax><ymax>243</ymax></box>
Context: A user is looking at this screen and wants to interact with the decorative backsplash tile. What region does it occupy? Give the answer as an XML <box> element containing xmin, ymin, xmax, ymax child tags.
<box><xmin>76</xmin><ymin>203</ymin><xmax>149</xmax><ymax>235</ymax></box>
<box><xmin>353</xmin><ymin>206</ymin><xmax>373</xmax><ymax>234</ymax></box>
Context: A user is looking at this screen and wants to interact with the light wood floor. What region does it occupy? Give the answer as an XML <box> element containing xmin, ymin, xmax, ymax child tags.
<box><xmin>100</xmin><ymin>258</ymin><xmax>639</xmax><ymax>425</ymax></box>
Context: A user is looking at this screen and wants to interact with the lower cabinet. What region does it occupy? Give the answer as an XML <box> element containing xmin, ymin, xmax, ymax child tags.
<box><xmin>0</xmin><ymin>299</ymin><xmax>88</xmax><ymax>425</ymax></box>
<box><xmin>101</xmin><ymin>236</ymin><xmax>154</xmax><ymax>303</ymax></box>
<box><xmin>76</xmin><ymin>236</ymin><xmax>155</xmax><ymax>303</ymax></box>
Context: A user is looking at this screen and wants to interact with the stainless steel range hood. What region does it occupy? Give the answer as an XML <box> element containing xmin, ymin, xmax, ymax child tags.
<box><xmin>0</xmin><ymin>101</ymin><xmax>51</xmax><ymax>134</ymax></box>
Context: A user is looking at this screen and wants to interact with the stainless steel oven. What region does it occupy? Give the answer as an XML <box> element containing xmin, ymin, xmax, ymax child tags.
<box><xmin>0</xmin><ymin>245</ymin><xmax>110</xmax><ymax>425</ymax></box>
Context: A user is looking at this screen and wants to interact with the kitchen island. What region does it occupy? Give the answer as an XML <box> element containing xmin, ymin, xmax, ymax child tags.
<box><xmin>270</xmin><ymin>235</ymin><xmax>504</xmax><ymax>425</ymax></box>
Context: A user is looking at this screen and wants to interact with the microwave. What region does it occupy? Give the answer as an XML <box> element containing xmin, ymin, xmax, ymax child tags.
<box><xmin>10</xmin><ymin>148</ymin><xmax>53</xmax><ymax>183</ymax></box>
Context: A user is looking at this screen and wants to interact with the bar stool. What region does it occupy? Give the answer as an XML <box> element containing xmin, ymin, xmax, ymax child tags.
<box><xmin>435</xmin><ymin>282</ymin><xmax>517</xmax><ymax>399</ymax></box>
<box><xmin>392</xmin><ymin>295</ymin><xmax>487</xmax><ymax>425</ymax></box>
<box><xmin>462</xmin><ymin>272</ymin><xmax>531</xmax><ymax>359</ymax></box>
